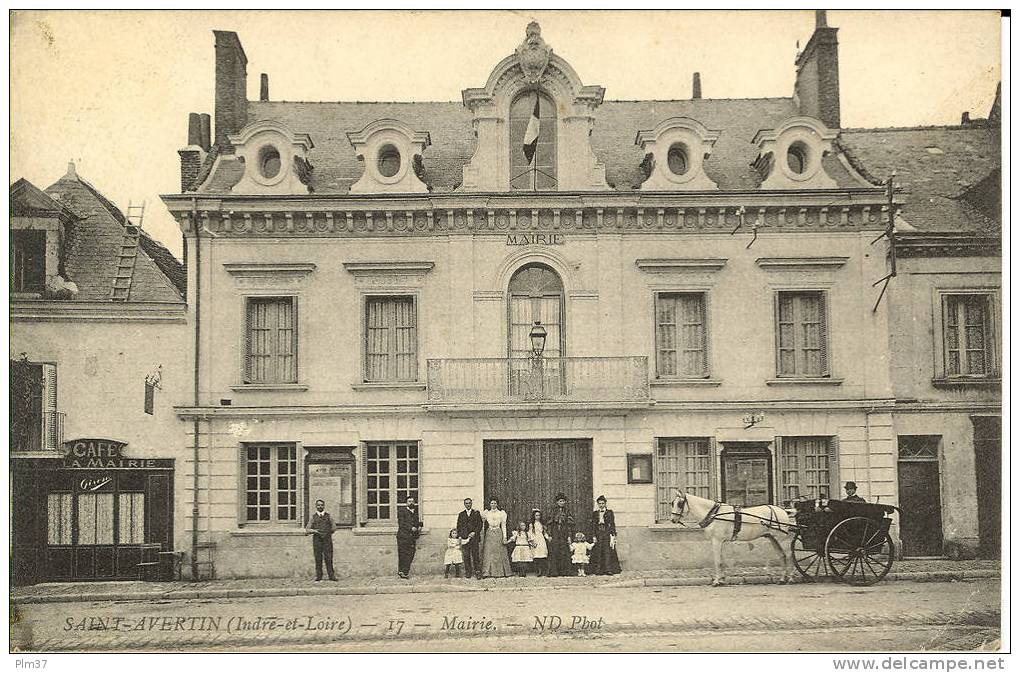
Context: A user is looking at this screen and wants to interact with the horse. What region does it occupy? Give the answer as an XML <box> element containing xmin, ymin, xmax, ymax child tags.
<box><xmin>670</xmin><ymin>489</ymin><xmax>795</xmax><ymax>586</ymax></box>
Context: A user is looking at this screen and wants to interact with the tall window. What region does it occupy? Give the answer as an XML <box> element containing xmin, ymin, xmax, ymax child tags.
<box><xmin>656</xmin><ymin>293</ymin><xmax>708</xmax><ymax>378</ymax></box>
<box><xmin>365</xmin><ymin>296</ymin><xmax>418</xmax><ymax>382</ymax></box>
<box><xmin>509</xmin><ymin>91</ymin><xmax>557</xmax><ymax>190</ymax></box>
<box><xmin>943</xmin><ymin>294</ymin><xmax>994</xmax><ymax>377</ymax></box>
<box><xmin>244</xmin><ymin>444</ymin><xmax>298</xmax><ymax>524</ymax></box>
<box><xmin>118</xmin><ymin>493</ymin><xmax>145</xmax><ymax>544</ymax></box>
<box><xmin>47</xmin><ymin>493</ymin><xmax>72</xmax><ymax>545</ymax></box>
<box><xmin>778</xmin><ymin>437</ymin><xmax>834</xmax><ymax>503</ymax></box>
<box><xmin>776</xmin><ymin>291</ymin><xmax>828</xmax><ymax>377</ymax></box>
<box><xmin>508</xmin><ymin>264</ymin><xmax>564</xmax><ymax>358</ymax></box>
<box><xmin>656</xmin><ymin>438</ymin><xmax>712</xmax><ymax>521</ymax></box>
<box><xmin>77</xmin><ymin>493</ymin><xmax>115</xmax><ymax>545</ymax></box>
<box><xmin>365</xmin><ymin>441</ymin><xmax>420</xmax><ymax>522</ymax></box>
<box><xmin>10</xmin><ymin>359</ymin><xmax>58</xmax><ymax>452</ymax></box>
<box><xmin>11</xmin><ymin>229</ymin><xmax>46</xmax><ymax>293</ymax></box>
<box><xmin>245</xmin><ymin>297</ymin><xmax>297</xmax><ymax>384</ymax></box>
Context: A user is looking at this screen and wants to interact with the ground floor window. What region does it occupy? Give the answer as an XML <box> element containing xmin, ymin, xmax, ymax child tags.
<box><xmin>777</xmin><ymin>436</ymin><xmax>835</xmax><ymax>502</ymax></box>
<box><xmin>364</xmin><ymin>441</ymin><xmax>420</xmax><ymax>523</ymax></box>
<box><xmin>46</xmin><ymin>492</ymin><xmax>72</xmax><ymax>545</ymax></box>
<box><xmin>656</xmin><ymin>437</ymin><xmax>712</xmax><ymax>521</ymax></box>
<box><xmin>243</xmin><ymin>443</ymin><xmax>299</xmax><ymax>524</ymax></box>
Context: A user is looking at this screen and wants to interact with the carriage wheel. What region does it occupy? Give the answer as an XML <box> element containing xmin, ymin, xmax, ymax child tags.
<box><xmin>824</xmin><ymin>517</ymin><xmax>895</xmax><ymax>586</ymax></box>
<box><xmin>791</xmin><ymin>530</ymin><xmax>828</xmax><ymax>581</ymax></box>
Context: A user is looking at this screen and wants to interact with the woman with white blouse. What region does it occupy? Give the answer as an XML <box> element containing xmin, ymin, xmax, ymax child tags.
<box><xmin>480</xmin><ymin>497</ymin><xmax>513</xmax><ymax>578</ymax></box>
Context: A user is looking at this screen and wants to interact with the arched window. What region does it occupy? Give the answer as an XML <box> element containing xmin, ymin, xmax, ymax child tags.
<box><xmin>508</xmin><ymin>263</ymin><xmax>565</xmax><ymax>358</ymax></box>
<box><xmin>509</xmin><ymin>91</ymin><xmax>557</xmax><ymax>190</ymax></box>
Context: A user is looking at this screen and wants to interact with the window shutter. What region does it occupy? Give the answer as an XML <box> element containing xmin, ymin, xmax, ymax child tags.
<box><xmin>42</xmin><ymin>364</ymin><xmax>57</xmax><ymax>451</ymax></box>
<box><xmin>773</xmin><ymin>292</ymin><xmax>782</xmax><ymax>376</ymax></box>
<box><xmin>828</xmin><ymin>435</ymin><xmax>839</xmax><ymax>498</ymax></box>
<box><xmin>819</xmin><ymin>292</ymin><xmax>829</xmax><ymax>376</ymax></box>
<box><xmin>357</xmin><ymin>444</ymin><xmax>367</xmax><ymax>526</ymax></box>
<box><xmin>708</xmin><ymin>436</ymin><xmax>718</xmax><ymax>500</ymax></box>
<box><xmin>773</xmin><ymin>436</ymin><xmax>785</xmax><ymax>503</ymax></box>
<box><xmin>243</xmin><ymin>300</ymin><xmax>253</xmax><ymax>384</ymax></box>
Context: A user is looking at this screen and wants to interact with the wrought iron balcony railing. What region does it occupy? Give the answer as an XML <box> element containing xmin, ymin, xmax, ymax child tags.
<box><xmin>11</xmin><ymin>410</ymin><xmax>65</xmax><ymax>453</ymax></box>
<box><xmin>426</xmin><ymin>357</ymin><xmax>649</xmax><ymax>404</ymax></box>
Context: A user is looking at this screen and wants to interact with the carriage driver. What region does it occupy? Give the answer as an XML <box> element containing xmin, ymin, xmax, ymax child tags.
<box><xmin>843</xmin><ymin>481</ymin><xmax>866</xmax><ymax>503</ymax></box>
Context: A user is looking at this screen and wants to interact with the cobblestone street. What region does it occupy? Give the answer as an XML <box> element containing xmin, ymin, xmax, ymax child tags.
<box><xmin>12</xmin><ymin>576</ymin><xmax>1000</xmax><ymax>652</ymax></box>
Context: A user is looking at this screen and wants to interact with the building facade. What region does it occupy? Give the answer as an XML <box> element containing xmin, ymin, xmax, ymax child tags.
<box><xmin>157</xmin><ymin>16</ymin><xmax>1000</xmax><ymax>579</ymax></box>
<box><xmin>10</xmin><ymin>166</ymin><xmax>189</xmax><ymax>584</ymax></box>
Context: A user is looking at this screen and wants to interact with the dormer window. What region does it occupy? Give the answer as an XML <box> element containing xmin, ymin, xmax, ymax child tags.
<box><xmin>635</xmin><ymin>117</ymin><xmax>720</xmax><ymax>191</ymax></box>
<box><xmin>377</xmin><ymin>144</ymin><xmax>402</xmax><ymax>178</ymax></box>
<box><xmin>510</xmin><ymin>91</ymin><xmax>557</xmax><ymax>190</ymax></box>
<box><xmin>753</xmin><ymin>116</ymin><xmax>838</xmax><ymax>189</ymax></box>
<box><xmin>347</xmin><ymin>119</ymin><xmax>431</xmax><ymax>194</ymax></box>
<box><xmin>226</xmin><ymin>120</ymin><xmax>314</xmax><ymax>195</ymax></box>
<box><xmin>258</xmin><ymin>145</ymin><xmax>282</xmax><ymax>179</ymax></box>
<box><xmin>12</xmin><ymin>230</ymin><xmax>46</xmax><ymax>293</ymax></box>
<box><xmin>667</xmin><ymin>144</ymin><xmax>689</xmax><ymax>176</ymax></box>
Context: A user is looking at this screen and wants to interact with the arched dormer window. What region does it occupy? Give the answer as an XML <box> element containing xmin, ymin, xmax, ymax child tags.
<box><xmin>509</xmin><ymin>91</ymin><xmax>557</xmax><ymax>190</ymax></box>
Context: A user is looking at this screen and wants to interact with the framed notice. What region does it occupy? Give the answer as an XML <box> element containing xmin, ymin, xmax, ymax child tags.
<box><xmin>306</xmin><ymin>449</ymin><xmax>355</xmax><ymax>526</ymax></box>
<box><xmin>627</xmin><ymin>453</ymin><xmax>653</xmax><ymax>484</ymax></box>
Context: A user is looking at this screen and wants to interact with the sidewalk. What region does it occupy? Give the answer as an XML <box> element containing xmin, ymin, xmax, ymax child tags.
<box><xmin>12</xmin><ymin>559</ymin><xmax>999</xmax><ymax>605</ymax></box>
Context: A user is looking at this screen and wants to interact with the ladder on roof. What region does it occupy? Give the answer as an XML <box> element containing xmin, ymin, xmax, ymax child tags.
<box><xmin>111</xmin><ymin>201</ymin><xmax>145</xmax><ymax>302</ymax></box>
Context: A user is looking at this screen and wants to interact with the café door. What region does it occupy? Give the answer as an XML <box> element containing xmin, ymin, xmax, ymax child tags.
<box><xmin>721</xmin><ymin>443</ymin><xmax>773</xmax><ymax>506</ymax></box>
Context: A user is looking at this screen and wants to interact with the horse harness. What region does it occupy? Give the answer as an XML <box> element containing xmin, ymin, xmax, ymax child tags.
<box><xmin>697</xmin><ymin>502</ymin><xmax>791</xmax><ymax>540</ymax></box>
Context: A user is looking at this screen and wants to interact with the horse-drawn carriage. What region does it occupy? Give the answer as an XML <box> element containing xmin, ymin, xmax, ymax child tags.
<box><xmin>790</xmin><ymin>498</ymin><xmax>898</xmax><ymax>586</ymax></box>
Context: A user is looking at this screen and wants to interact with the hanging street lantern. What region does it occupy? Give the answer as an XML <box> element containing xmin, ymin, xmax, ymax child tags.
<box><xmin>529</xmin><ymin>320</ymin><xmax>547</xmax><ymax>357</ymax></box>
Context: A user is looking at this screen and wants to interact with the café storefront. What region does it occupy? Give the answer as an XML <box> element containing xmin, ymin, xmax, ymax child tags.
<box><xmin>12</xmin><ymin>438</ymin><xmax>175</xmax><ymax>584</ymax></box>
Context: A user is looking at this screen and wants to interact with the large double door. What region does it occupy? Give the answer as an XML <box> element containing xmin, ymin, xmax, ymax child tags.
<box><xmin>483</xmin><ymin>439</ymin><xmax>592</xmax><ymax>532</ymax></box>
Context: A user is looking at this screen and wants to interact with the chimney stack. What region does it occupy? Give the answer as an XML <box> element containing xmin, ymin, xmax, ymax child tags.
<box><xmin>213</xmin><ymin>30</ymin><xmax>249</xmax><ymax>148</ymax></box>
<box><xmin>692</xmin><ymin>72</ymin><xmax>702</xmax><ymax>99</ymax></box>
<box><xmin>260</xmin><ymin>73</ymin><xmax>269</xmax><ymax>102</ymax></box>
<box><xmin>187</xmin><ymin>113</ymin><xmax>202</xmax><ymax>147</ymax></box>
<box><xmin>961</xmin><ymin>111</ymin><xmax>971</xmax><ymax>125</ymax></box>
<box><xmin>199</xmin><ymin>113</ymin><xmax>212</xmax><ymax>152</ymax></box>
<box><xmin>793</xmin><ymin>10</ymin><xmax>841</xmax><ymax>128</ymax></box>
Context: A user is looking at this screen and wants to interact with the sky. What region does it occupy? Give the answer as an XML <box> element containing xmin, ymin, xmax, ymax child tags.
<box><xmin>10</xmin><ymin>10</ymin><xmax>1002</xmax><ymax>259</ymax></box>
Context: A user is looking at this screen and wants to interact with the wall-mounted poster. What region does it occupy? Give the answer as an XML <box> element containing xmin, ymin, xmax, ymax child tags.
<box><xmin>307</xmin><ymin>461</ymin><xmax>354</xmax><ymax>526</ymax></box>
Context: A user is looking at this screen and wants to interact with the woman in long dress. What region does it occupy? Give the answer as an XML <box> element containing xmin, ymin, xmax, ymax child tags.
<box><xmin>480</xmin><ymin>497</ymin><xmax>513</xmax><ymax>578</ymax></box>
<box><xmin>545</xmin><ymin>493</ymin><xmax>574</xmax><ymax>577</ymax></box>
<box><xmin>588</xmin><ymin>495</ymin><xmax>622</xmax><ymax>575</ymax></box>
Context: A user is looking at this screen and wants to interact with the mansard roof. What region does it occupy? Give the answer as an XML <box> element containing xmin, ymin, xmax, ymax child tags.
<box><xmin>42</xmin><ymin>172</ymin><xmax>185</xmax><ymax>302</ymax></box>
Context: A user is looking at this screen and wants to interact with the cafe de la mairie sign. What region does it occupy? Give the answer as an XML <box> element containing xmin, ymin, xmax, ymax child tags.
<box><xmin>62</xmin><ymin>438</ymin><xmax>171</xmax><ymax>469</ymax></box>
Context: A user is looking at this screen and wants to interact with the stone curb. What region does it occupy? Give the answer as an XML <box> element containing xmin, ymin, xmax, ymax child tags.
<box><xmin>12</xmin><ymin>569</ymin><xmax>999</xmax><ymax>605</ymax></box>
<box><xmin>17</xmin><ymin>608</ymin><xmax>1001</xmax><ymax>652</ymax></box>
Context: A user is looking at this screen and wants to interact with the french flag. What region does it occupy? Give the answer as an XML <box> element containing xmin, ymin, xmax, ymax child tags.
<box><xmin>522</xmin><ymin>95</ymin><xmax>541</xmax><ymax>165</ymax></box>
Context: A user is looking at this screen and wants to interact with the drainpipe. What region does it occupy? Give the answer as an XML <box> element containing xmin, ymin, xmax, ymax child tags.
<box><xmin>190</xmin><ymin>197</ymin><xmax>201</xmax><ymax>580</ymax></box>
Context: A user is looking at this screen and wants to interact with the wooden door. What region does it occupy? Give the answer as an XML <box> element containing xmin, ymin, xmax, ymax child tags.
<box><xmin>973</xmin><ymin>417</ymin><xmax>1001</xmax><ymax>559</ymax></box>
<box><xmin>483</xmin><ymin>439</ymin><xmax>592</xmax><ymax>533</ymax></box>
<box><xmin>897</xmin><ymin>461</ymin><xmax>943</xmax><ymax>556</ymax></box>
<box><xmin>721</xmin><ymin>444</ymin><xmax>772</xmax><ymax>506</ymax></box>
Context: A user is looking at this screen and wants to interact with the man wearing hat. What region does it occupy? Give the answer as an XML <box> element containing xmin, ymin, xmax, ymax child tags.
<box><xmin>843</xmin><ymin>481</ymin><xmax>866</xmax><ymax>503</ymax></box>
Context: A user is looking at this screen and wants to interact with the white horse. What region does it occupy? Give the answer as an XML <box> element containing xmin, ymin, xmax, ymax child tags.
<box><xmin>670</xmin><ymin>489</ymin><xmax>795</xmax><ymax>586</ymax></box>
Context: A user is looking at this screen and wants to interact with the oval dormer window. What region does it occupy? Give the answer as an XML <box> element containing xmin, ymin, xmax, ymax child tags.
<box><xmin>667</xmin><ymin>143</ymin><xmax>689</xmax><ymax>176</ymax></box>
<box><xmin>378</xmin><ymin>144</ymin><xmax>402</xmax><ymax>178</ymax></box>
<box><xmin>787</xmin><ymin>141</ymin><xmax>809</xmax><ymax>175</ymax></box>
<box><xmin>258</xmin><ymin>145</ymin><xmax>282</xmax><ymax>179</ymax></box>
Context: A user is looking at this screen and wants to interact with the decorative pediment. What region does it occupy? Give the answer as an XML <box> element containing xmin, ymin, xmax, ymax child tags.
<box><xmin>459</xmin><ymin>22</ymin><xmax>609</xmax><ymax>192</ymax></box>
<box><xmin>635</xmin><ymin>117</ymin><xmax>721</xmax><ymax>191</ymax></box>
<box><xmin>227</xmin><ymin>120</ymin><xmax>314</xmax><ymax>195</ymax></box>
<box><xmin>752</xmin><ymin>116</ymin><xmax>838</xmax><ymax>190</ymax></box>
<box><xmin>347</xmin><ymin>120</ymin><xmax>431</xmax><ymax>194</ymax></box>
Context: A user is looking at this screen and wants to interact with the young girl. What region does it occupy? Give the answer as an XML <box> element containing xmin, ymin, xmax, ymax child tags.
<box><xmin>444</xmin><ymin>528</ymin><xmax>468</xmax><ymax>578</ymax></box>
<box><xmin>529</xmin><ymin>509</ymin><xmax>550</xmax><ymax>577</ymax></box>
<box><xmin>509</xmin><ymin>521</ymin><xmax>535</xmax><ymax>577</ymax></box>
<box><xmin>570</xmin><ymin>531</ymin><xmax>595</xmax><ymax>577</ymax></box>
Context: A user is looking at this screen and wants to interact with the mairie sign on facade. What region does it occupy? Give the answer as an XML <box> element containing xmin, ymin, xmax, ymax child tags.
<box><xmin>61</xmin><ymin>438</ymin><xmax>172</xmax><ymax>469</ymax></box>
<box><xmin>506</xmin><ymin>232</ymin><xmax>565</xmax><ymax>246</ymax></box>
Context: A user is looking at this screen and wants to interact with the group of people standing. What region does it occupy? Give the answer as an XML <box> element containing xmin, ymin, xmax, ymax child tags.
<box><xmin>446</xmin><ymin>493</ymin><xmax>622</xmax><ymax>579</ymax></box>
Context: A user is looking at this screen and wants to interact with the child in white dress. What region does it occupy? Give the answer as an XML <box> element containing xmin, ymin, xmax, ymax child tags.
<box><xmin>444</xmin><ymin>528</ymin><xmax>469</xmax><ymax>578</ymax></box>
<box><xmin>570</xmin><ymin>531</ymin><xmax>595</xmax><ymax>577</ymax></box>
<box><xmin>529</xmin><ymin>509</ymin><xmax>550</xmax><ymax>576</ymax></box>
<box><xmin>510</xmin><ymin>521</ymin><xmax>535</xmax><ymax>577</ymax></box>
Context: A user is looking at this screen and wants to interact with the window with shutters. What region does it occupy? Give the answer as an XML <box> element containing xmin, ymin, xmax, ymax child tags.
<box><xmin>364</xmin><ymin>441</ymin><xmax>419</xmax><ymax>522</ymax></box>
<box><xmin>509</xmin><ymin>91</ymin><xmax>557</xmax><ymax>190</ymax></box>
<box><xmin>364</xmin><ymin>296</ymin><xmax>418</xmax><ymax>382</ymax></box>
<box><xmin>775</xmin><ymin>291</ymin><xmax>828</xmax><ymax>377</ymax></box>
<box><xmin>942</xmin><ymin>294</ymin><xmax>995</xmax><ymax>378</ymax></box>
<box><xmin>10</xmin><ymin>358</ymin><xmax>59</xmax><ymax>452</ymax></box>
<box><xmin>244</xmin><ymin>297</ymin><xmax>297</xmax><ymax>384</ymax></box>
<box><xmin>655</xmin><ymin>437</ymin><xmax>713</xmax><ymax>522</ymax></box>
<box><xmin>11</xmin><ymin>229</ymin><xmax>46</xmax><ymax>293</ymax></box>
<box><xmin>655</xmin><ymin>293</ymin><xmax>708</xmax><ymax>378</ymax></box>
<box><xmin>47</xmin><ymin>492</ymin><xmax>73</xmax><ymax>545</ymax></box>
<box><xmin>242</xmin><ymin>443</ymin><xmax>299</xmax><ymax>524</ymax></box>
<box><xmin>777</xmin><ymin>436</ymin><xmax>836</xmax><ymax>503</ymax></box>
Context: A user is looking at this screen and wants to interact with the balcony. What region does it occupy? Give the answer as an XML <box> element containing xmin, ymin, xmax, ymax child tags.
<box><xmin>426</xmin><ymin>357</ymin><xmax>650</xmax><ymax>407</ymax></box>
<box><xmin>11</xmin><ymin>410</ymin><xmax>65</xmax><ymax>453</ymax></box>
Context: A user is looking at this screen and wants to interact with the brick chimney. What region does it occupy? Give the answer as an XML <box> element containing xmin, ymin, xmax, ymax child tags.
<box><xmin>692</xmin><ymin>72</ymin><xmax>702</xmax><ymax>99</ymax></box>
<box><xmin>793</xmin><ymin>10</ymin><xmax>840</xmax><ymax>128</ymax></box>
<box><xmin>260</xmin><ymin>73</ymin><xmax>269</xmax><ymax>102</ymax></box>
<box><xmin>179</xmin><ymin>112</ymin><xmax>208</xmax><ymax>192</ymax></box>
<box><xmin>213</xmin><ymin>30</ymin><xmax>248</xmax><ymax>148</ymax></box>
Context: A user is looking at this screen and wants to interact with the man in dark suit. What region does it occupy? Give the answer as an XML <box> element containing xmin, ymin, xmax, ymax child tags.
<box><xmin>456</xmin><ymin>497</ymin><xmax>483</xmax><ymax>579</ymax></box>
<box><xmin>843</xmin><ymin>481</ymin><xmax>866</xmax><ymax>503</ymax></box>
<box><xmin>396</xmin><ymin>495</ymin><xmax>423</xmax><ymax>579</ymax></box>
<box><xmin>306</xmin><ymin>499</ymin><xmax>337</xmax><ymax>581</ymax></box>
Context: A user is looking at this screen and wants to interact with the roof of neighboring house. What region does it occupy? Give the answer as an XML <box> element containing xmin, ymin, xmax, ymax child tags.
<box><xmin>36</xmin><ymin>169</ymin><xmax>185</xmax><ymax>302</ymax></box>
<box><xmin>198</xmin><ymin>96</ymin><xmax>864</xmax><ymax>194</ymax></box>
<box><xmin>838</xmin><ymin>124</ymin><xmax>1001</xmax><ymax>232</ymax></box>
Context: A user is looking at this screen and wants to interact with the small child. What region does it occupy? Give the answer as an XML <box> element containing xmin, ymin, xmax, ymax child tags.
<box><xmin>509</xmin><ymin>521</ymin><xmax>535</xmax><ymax>577</ymax></box>
<box><xmin>444</xmin><ymin>528</ymin><xmax>468</xmax><ymax>578</ymax></box>
<box><xmin>570</xmin><ymin>531</ymin><xmax>595</xmax><ymax>577</ymax></box>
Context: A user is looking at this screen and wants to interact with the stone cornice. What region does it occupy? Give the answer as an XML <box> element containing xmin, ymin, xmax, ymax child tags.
<box><xmin>896</xmin><ymin>234</ymin><xmax>1001</xmax><ymax>258</ymax></box>
<box><xmin>755</xmin><ymin>256</ymin><xmax>850</xmax><ymax>271</ymax></box>
<box><xmin>11</xmin><ymin>300</ymin><xmax>187</xmax><ymax>323</ymax></box>
<box><xmin>636</xmin><ymin>258</ymin><xmax>728</xmax><ymax>273</ymax></box>
<box><xmin>162</xmin><ymin>188</ymin><xmax>894</xmax><ymax>238</ymax></box>
<box><xmin>223</xmin><ymin>262</ymin><xmax>317</xmax><ymax>278</ymax></box>
<box><xmin>342</xmin><ymin>261</ymin><xmax>435</xmax><ymax>276</ymax></box>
